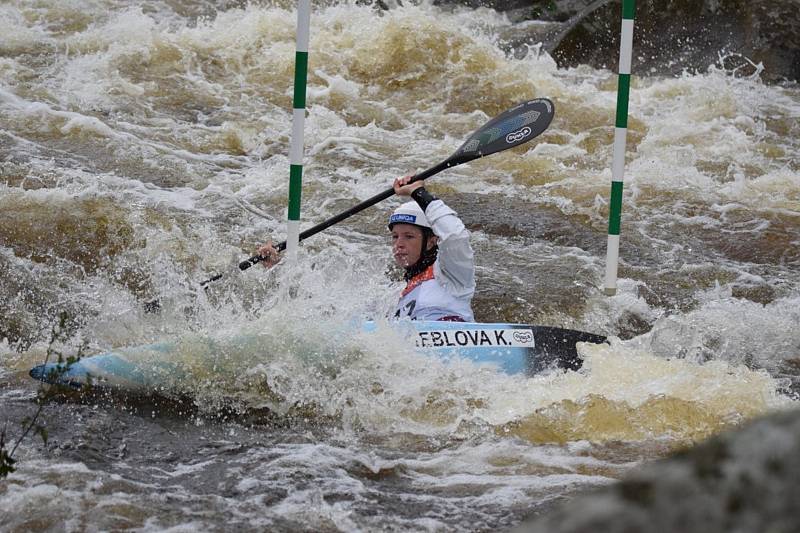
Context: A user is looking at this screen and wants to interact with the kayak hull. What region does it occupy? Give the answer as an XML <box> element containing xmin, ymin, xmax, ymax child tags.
<box><xmin>29</xmin><ymin>321</ymin><xmax>606</xmax><ymax>390</ymax></box>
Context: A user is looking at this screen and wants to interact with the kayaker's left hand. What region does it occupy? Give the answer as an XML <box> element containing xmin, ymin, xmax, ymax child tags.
<box><xmin>393</xmin><ymin>175</ymin><xmax>424</xmax><ymax>197</ymax></box>
<box><xmin>257</xmin><ymin>241</ymin><xmax>282</xmax><ymax>268</ymax></box>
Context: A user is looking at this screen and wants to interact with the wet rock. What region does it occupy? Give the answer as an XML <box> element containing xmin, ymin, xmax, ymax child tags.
<box><xmin>511</xmin><ymin>407</ymin><xmax>800</xmax><ymax>533</ymax></box>
<box><xmin>436</xmin><ymin>0</ymin><xmax>800</xmax><ymax>83</ymax></box>
<box><xmin>552</xmin><ymin>0</ymin><xmax>799</xmax><ymax>84</ymax></box>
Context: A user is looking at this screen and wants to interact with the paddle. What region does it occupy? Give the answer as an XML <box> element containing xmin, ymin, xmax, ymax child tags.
<box><xmin>143</xmin><ymin>98</ymin><xmax>554</xmax><ymax>312</ymax></box>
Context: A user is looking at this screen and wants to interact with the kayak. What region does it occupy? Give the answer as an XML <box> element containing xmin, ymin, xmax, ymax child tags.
<box><xmin>28</xmin><ymin>321</ymin><xmax>606</xmax><ymax>390</ymax></box>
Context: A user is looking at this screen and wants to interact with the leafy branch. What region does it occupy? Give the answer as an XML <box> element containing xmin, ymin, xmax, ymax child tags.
<box><xmin>1</xmin><ymin>311</ymin><xmax>85</xmax><ymax>479</ymax></box>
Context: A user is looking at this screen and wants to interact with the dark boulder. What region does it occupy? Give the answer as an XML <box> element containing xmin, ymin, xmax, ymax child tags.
<box><xmin>512</xmin><ymin>407</ymin><xmax>800</xmax><ymax>533</ymax></box>
<box><xmin>433</xmin><ymin>0</ymin><xmax>800</xmax><ymax>83</ymax></box>
<box><xmin>550</xmin><ymin>0</ymin><xmax>799</xmax><ymax>84</ymax></box>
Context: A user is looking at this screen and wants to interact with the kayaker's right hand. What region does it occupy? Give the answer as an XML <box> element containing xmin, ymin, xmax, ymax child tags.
<box><xmin>393</xmin><ymin>174</ymin><xmax>424</xmax><ymax>197</ymax></box>
<box><xmin>257</xmin><ymin>241</ymin><xmax>281</xmax><ymax>268</ymax></box>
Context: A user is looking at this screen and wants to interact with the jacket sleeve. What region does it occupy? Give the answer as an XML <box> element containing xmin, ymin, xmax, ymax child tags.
<box><xmin>424</xmin><ymin>199</ymin><xmax>475</xmax><ymax>298</ymax></box>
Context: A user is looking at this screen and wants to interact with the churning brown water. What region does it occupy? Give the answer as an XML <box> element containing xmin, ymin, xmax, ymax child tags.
<box><xmin>1</xmin><ymin>1</ymin><xmax>798</xmax><ymax>530</ymax></box>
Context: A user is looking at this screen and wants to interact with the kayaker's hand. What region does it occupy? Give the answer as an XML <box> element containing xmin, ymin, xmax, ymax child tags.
<box><xmin>257</xmin><ymin>241</ymin><xmax>281</xmax><ymax>268</ymax></box>
<box><xmin>393</xmin><ymin>174</ymin><xmax>424</xmax><ymax>197</ymax></box>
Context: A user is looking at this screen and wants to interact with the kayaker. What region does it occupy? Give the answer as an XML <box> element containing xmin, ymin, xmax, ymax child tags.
<box><xmin>257</xmin><ymin>175</ymin><xmax>475</xmax><ymax>322</ymax></box>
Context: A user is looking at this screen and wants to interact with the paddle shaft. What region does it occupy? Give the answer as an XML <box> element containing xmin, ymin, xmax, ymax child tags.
<box><xmin>233</xmin><ymin>158</ymin><xmax>451</xmax><ymax>275</ymax></box>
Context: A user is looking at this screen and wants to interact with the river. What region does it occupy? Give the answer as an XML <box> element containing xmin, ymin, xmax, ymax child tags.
<box><xmin>1</xmin><ymin>1</ymin><xmax>799</xmax><ymax>531</ymax></box>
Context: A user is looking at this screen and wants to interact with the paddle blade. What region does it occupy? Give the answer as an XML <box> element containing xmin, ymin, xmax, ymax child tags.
<box><xmin>447</xmin><ymin>98</ymin><xmax>554</xmax><ymax>166</ymax></box>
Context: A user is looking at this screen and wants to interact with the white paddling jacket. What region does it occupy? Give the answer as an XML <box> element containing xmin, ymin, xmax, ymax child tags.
<box><xmin>394</xmin><ymin>199</ymin><xmax>475</xmax><ymax>322</ymax></box>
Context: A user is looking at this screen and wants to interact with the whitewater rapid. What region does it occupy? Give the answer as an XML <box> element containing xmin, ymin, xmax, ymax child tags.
<box><xmin>1</xmin><ymin>1</ymin><xmax>798</xmax><ymax>530</ymax></box>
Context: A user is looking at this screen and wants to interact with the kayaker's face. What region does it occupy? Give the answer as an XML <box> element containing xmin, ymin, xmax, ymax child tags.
<box><xmin>391</xmin><ymin>224</ymin><xmax>425</xmax><ymax>267</ymax></box>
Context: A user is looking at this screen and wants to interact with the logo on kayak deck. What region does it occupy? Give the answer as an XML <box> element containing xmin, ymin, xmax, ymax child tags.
<box><xmin>512</xmin><ymin>330</ymin><xmax>533</xmax><ymax>344</ymax></box>
<box><xmin>416</xmin><ymin>328</ymin><xmax>535</xmax><ymax>349</ymax></box>
<box><xmin>506</xmin><ymin>126</ymin><xmax>532</xmax><ymax>144</ymax></box>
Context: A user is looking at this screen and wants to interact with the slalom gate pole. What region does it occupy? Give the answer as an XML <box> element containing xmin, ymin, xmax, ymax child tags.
<box><xmin>286</xmin><ymin>0</ymin><xmax>311</xmax><ymax>258</ymax></box>
<box><xmin>604</xmin><ymin>0</ymin><xmax>635</xmax><ymax>296</ymax></box>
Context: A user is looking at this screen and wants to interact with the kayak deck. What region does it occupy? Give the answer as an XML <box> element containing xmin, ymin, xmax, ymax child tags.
<box><xmin>29</xmin><ymin>321</ymin><xmax>607</xmax><ymax>390</ymax></box>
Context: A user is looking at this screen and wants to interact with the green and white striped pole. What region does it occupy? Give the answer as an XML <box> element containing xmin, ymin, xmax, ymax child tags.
<box><xmin>604</xmin><ymin>0</ymin><xmax>635</xmax><ymax>296</ymax></box>
<box><xmin>286</xmin><ymin>0</ymin><xmax>311</xmax><ymax>258</ymax></box>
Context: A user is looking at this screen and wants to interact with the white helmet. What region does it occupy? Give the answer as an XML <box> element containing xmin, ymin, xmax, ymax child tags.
<box><xmin>388</xmin><ymin>201</ymin><xmax>431</xmax><ymax>230</ymax></box>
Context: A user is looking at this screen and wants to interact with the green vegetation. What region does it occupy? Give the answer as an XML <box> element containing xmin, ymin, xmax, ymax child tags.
<box><xmin>0</xmin><ymin>311</ymin><xmax>85</xmax><ymax>479</ymax></box>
